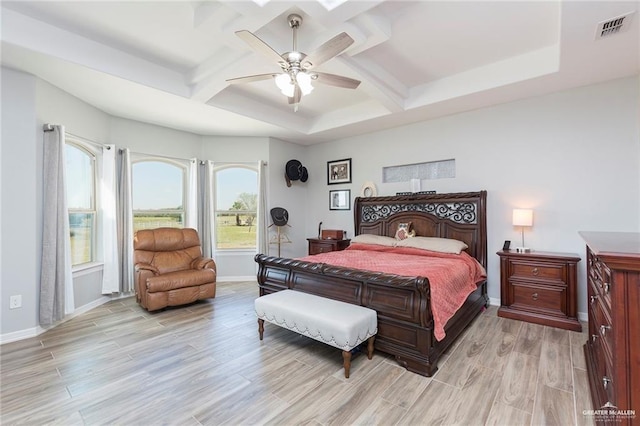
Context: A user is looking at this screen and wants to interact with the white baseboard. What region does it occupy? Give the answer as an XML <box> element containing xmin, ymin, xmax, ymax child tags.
<box><xmin>0</xmin><ymin>326</ymin><xmax>42</xmax><ymax>345</ymax></box>
<box><xmin>1</xmin><ymin>295</ymin><xmax>113</xmax><ymax>345</ymax></box>
<box><xmin>217</xmin><ymin>276</ymin><xmax>257</xmax><ymax>282</ymax></box>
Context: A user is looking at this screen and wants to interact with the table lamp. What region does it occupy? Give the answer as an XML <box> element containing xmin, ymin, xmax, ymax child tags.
<box><xmin>512</xmin><ymin>209</ymin><xmax>533</xmax><ymax>253</ymax></box>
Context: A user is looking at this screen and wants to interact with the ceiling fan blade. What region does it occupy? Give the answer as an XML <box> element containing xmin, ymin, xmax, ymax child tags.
<box><xmin>288</xmin><ymin>85</ymin><xmax>302</xmax><ymax>104</ymax></box>
<box><xmin>312</xmin><ymin>72</ymin><xmax>361</xmax><ymax>89</ymax></box>
<box><xmin>235</xmin><ymin>30</ymin><xmax>286</xmax><ymax>67</ymax></box>
<box><xmin>226</xmin><ymin>73</ymin><xmax>278</xmax><ymax>84</ymax></box>
<box><xmin>302</xmin><ymin>32</ymin><xmax>354</xmax><ymax>70</ymax></box>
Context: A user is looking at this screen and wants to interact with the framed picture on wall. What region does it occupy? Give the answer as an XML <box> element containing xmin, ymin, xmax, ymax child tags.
<box><xmin>329</xmin><ymin>189</ymin><xmax>351</xmax><ymax>210</ymax></box>
<box><xmin>327</xmin><ymin>158</ymin><xmax>352</xmax><ymax>185</ymax></box>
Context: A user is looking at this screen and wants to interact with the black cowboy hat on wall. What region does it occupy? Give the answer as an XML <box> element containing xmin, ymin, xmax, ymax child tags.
<box><xmin>285</xmin><ymin>159</ymin><xmax>308</xmax><ymax>187</ymax></box>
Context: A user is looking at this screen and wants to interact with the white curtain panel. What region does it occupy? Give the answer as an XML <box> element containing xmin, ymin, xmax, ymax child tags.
<box><xmin>100</xmin><ymin>145</ymin><xmax>119</xmax><ymax>294</ymax></box>
<box><xmin>186</xmin><ymin>158</ymin><xmax>198</xmax><ymax>230</ymax></box>
<box><xmin>40</xmin><ymin>124</ymin><xmax>74</xmax><ymax>325</ymax></box>
<box><xmin>204</xmin><ymin>161</ymin><xmax>216</xmax><ymax>259</ymax></box>
<box><xmin>257</xmin><ymin>160</ymin><xmax>268</xmax><ymax>255</ymax></box>
<box><xmin>117</xmin><ymin>148</ymin><xmax>134</xmax><ymax>293</ymax></box>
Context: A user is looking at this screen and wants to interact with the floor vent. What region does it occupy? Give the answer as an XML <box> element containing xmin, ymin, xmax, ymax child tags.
<box><xmin>595</xmin><ymin>12</ymin><xmax>634</xmax><ymax>39</ymax></box>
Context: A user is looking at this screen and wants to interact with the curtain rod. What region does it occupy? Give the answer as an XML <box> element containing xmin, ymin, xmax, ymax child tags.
<box><xmin>206</xmin><ymin>160</ymin><xmax>268</xmax><ymax>166</ymax></box>
<box><xmin>43</xmin><ymin>123</ymin><xmax>110</xmax><ymax>150</ymax></box>
<box><xmin>124</xmin><ymin>149</ymin><xmax>195</xmax><ymax>163</ymax></box>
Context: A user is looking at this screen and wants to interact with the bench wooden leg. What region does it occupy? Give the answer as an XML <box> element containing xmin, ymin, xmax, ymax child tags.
<box><xmin>342</xmin><ymin>350</ymin><xmax>352</xmax><ymax>378</ymax></box>
<box><xmin>258</xmin><ymin>318</ymin><xmax>264</xmax><ymax>340</ymax></box>
<box><xmin>367</xmin><ymin>336</ymin><xmax>375</xmax><ymax>359</ymax></box>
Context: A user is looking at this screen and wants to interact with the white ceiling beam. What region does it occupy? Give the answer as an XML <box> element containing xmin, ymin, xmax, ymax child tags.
<box><xmin>339</xmin><ymin>56</ymin><xmax>407</xmax><ymax>112</ymax></box>
<box><xmin>207</xmin><ymin>87</ymin><xmax>313</xmax><ymax>134</ymax></box>
<box><xmin>1</xmin><ymin>8</ymin><xmax>189</xmax><ymax>98</ymax></box>
<box><xmin>407</xmin><ymin>45</ymin><xmax>560</xmax><ymax>109</ymax></box>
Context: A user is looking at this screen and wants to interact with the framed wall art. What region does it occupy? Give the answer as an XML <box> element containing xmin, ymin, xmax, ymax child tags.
<box><xmin>327</xmin><ymin>158</ymin><xmax>352</xmax><ymax>185</ymax></box>
<box><xmin>329</xmin><ymin>189</ymin><xmax>351</xmax><ymax>210</ymax></box>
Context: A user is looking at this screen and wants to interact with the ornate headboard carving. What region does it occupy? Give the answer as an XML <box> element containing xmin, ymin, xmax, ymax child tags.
<box><xmin>354</xmin><ymin>191</ymin><xmax>487</xmax><ymax>268</ymax></box>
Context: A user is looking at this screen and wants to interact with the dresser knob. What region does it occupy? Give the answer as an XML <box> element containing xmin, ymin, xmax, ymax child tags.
<box><xmin>604</xmin><ymin>282</ymin><xmax>610</xmax><ymax>294</ymax></box>
<box><xmin>531</xmin><ymin>292</ymin><xmax>538</xmax><ymax>301</ymax></box>
<box><xmin>600</xmin><ymin>324</ymin><xmax>612</xmax><ymax>336</ymax></box>
<box><xmin>591</xmin><ymin>334</ymin><xmax>598</xmax><ymax>342</ymax></box>
<box><xmin>531</xmin><ymin>267</ymin><xmax>539</xmax><ymax>276</ymax></box>
<box><xmin>603</xmin><ymin>376</ymin><xmax>612</xmax><ymax>389</ymax></box>
<box><xmin>590</xmin><ymin>295</ymin><xmax>598</xmax><ymax>304</ymax></box>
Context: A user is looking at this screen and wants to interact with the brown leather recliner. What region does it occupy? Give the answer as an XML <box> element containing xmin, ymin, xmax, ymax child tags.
<box><xmin>134</xmin><ymin>227</ymin><xmax>216</xmax><ymax>311</ymax></box>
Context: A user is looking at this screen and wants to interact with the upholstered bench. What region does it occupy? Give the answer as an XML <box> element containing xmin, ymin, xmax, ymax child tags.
<box><xmin>255</xmin><ymin>290</ymin><xmax>377</xmax><ymax>378</ymax></box>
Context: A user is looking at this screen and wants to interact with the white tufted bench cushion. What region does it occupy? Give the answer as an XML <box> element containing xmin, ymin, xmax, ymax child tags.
<box><xmin>255</xmin><ymin>290</ymin><xmax>377</xmax><ymax>378</ymax></box>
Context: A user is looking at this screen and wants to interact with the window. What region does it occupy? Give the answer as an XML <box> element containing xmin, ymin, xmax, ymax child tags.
<box><xmin>383</xmin><ymin>159</ymin><xmax>456</xmax><ymax>182</ymax></box>
<box><xmin>214</xmin><ymin>166</ymin><xmax>258</xmax><ymax>250</ymax></box>
<box><xmin>65</xmin><ymin>142</ymin><xmax>96</xmax><ymax>266</ymax></box>
<box><xmin>132</xmin><ymin>160</ymin><xmax>185</xmax><ymax>231</ymax></box>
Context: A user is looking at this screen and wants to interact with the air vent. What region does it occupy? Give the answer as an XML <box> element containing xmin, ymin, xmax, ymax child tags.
<box><xmin>595</xmin><ymin>12</ymin><xmax>634</xmax><ymax>39</ymax></box>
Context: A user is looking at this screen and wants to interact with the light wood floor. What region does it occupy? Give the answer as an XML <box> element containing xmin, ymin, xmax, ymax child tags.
<box><xmin>1</xmin><ymin>281</ymin><xmax>595</xmax><ymax>425</ymax></box>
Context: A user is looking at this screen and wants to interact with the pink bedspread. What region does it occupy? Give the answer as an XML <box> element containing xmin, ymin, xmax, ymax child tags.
<box><xmin>298</xmin><ymin>243</ymin><xmax>486</xmax><ymax>341</ymax></box>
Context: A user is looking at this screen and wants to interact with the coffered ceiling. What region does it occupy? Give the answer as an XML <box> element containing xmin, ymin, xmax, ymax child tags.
<box><xmin>1</xmin><ymin>1</ymin><xmax>638</xmax><ymax>145</ymax></box>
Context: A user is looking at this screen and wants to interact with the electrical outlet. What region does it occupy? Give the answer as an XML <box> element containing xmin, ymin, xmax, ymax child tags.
<box><xmin>9</xmin><ymin>295</ymin><xmax>22</xmax><ymax>309</ymax></box>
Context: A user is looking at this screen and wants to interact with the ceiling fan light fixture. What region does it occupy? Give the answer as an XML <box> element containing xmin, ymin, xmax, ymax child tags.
<box><xmin>275</xmin><ymin>73</ymin><xmax>295</xmax><ymax>97</ymax></box>
<box><xmin>296</xmin><ymin>72</ymin><xmax>314</xmax><ymax>95</ymax></box>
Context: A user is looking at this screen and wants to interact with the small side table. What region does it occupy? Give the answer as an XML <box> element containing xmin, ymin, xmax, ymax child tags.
<box><xmin>307</xmin><ymin>238</ymin><xmax>350</xmax><ymax>255</ymax></box>
<box><xmin>497</xmin><ymin>250</ymin><xmax>581</xmax><ymax>331</ymax></box>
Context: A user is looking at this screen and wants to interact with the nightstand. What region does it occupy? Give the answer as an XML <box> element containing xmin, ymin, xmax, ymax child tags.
<box><xmin>307</xmin><ymin>238</ymin><xmax>350</xmax><ymax>255</ymax></box>
<box><xmin>497</xmin><ymin>250</ymin><xmax>582</xmax><ymax>331</ymax></box>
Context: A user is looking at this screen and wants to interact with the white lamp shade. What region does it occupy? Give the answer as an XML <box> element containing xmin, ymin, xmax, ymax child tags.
<box><xmin>275</xmin><ymin>73</ymin><xmax>295</xmax><ymax>97</ymax></box>
<box><xmin>512</xmin><ymin>209</ymin><xmax>533</xmax><ymax>227</ymax></box>
<box><xmin>296</xmin><ymin>72</ymin><xmax>314</xmax><ymax>95</ymax></box>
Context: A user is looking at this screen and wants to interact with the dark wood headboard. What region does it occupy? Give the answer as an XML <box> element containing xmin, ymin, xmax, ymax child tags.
<box><xmin>353</xmin><ymin>191</ymin><xmax>488</xmax><ymax>268</ymax></box>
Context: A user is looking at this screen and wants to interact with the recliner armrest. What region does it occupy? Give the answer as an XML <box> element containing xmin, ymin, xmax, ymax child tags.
<box><xmin>191</xmin><ymin>257</ymin><xmax>216</xmax><ymax>272</ymax></box>
<box><xmin>135</xmin><ymin>263</ymin><xmax>159</xmax><ymax>275</ymax></box>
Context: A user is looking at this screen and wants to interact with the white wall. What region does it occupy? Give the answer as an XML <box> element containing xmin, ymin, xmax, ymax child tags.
<box><xmin>110</xmin><ymin>117</ymin><xmax>201</xmax><ymax>158</ymax></box>
<box><xmin>305</xmin><ymin>76</ymin><xmax>640</xmax><ymax>316</ymax></box>
<box><xmin>267</xmin><ymin>138</ymin><xmax>309</xmax><ymax>258</ymax></box>
<box><xmin>1</xmin><ymin>72</ymin><xmax>115</xmax><ymax>339</ymax></box>
<box><xmin>1</xmin><ymin>68</ymin><xmax>38</xmax><ymax>337</ymax></box>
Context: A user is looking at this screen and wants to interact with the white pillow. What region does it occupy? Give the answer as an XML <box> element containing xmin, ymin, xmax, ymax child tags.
<box><xmin>351</xmin><ymin>234</ymin><xmax>397</xmax><ymax>247</ymax></box>
<box><xmin>396</xmin><ymin>236</ymin><xmax>468</xmax><ymax>254</ymax></box>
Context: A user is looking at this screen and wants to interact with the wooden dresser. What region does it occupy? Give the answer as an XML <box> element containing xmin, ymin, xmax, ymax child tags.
<box><xmin>497</xmin><ymin>250</ymin><xmax>582</xmax><ymax>331</ymax></box>
<box><xmin>307</xmin><ymin>238</ymin><xmax>350</xmax><ymax>255</ymax></box>
<box><xmin>580</xmin><ymin>231</ymin><xmax>640</xmax><ymax>424</ymax></box>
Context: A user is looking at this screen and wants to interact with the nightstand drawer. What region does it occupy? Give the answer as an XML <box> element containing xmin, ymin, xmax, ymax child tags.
<box><xmin>510</xmin><ymin>260</ymin><xmax>565</xmax><ymax>281</ymax></box>
<box><xmin>311</xmin><ymin>243</ymin><xmax>334</xmax><ymax>254</ymax></box>
<box><xmin>307</xmin><ymin>238</ymin><xmax>350</xmax><ymax>255</ymax></box>
<box><xmin>511</xmin><ymin>281</ymin><xmax>566</xmax><ymax>315</ymax></box>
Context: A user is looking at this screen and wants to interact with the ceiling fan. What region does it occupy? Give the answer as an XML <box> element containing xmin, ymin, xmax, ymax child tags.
<box><xmin>226</xmin><ymin>13</ymin><xmax>361</xmax><ymax>108</ymax></box>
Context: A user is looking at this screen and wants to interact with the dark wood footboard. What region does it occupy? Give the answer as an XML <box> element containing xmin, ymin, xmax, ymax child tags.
<box><xmin>255</xmin><ymin>254</ymin><xmax>488</xmax><ymax>376</ymax></box>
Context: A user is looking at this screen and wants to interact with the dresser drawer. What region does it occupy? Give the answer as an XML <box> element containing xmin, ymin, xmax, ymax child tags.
<box><xmin>589</xmin><ymin>330</ymin><xmax>616</xmax><ymax>407</ymax></box>
<box><xmin>509</xmin><ymin>260</ymin><xmax>565</xmax><ymax>282</ymax></box>
<box><xmin>592</xmin><ymin>297</ymin><xmax>614</xmax><ymax>365</ymax></box>
<box><xmin>588</xmin><ymin>251</ymin><xmax>613</xmax><ymax>310</ymax></box>
<box><xmin>511</xmin><ymin>281</ymin><xmax>566</xmax><ymax>316</ymax></box>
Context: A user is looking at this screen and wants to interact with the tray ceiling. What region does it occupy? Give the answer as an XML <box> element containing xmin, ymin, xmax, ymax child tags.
<box><xmin>1</xmin><ymin>1</ymin><xmax>638</xmax><ymax>145</ymax></box>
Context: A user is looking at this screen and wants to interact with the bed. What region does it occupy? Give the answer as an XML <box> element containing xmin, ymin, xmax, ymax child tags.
<box><xmin>255</xmin><ymin>191</ymin><xmax>488</xmax><ymax>376</ymax></box>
